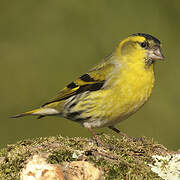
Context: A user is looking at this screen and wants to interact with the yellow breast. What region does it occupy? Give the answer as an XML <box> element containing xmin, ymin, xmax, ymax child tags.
<box><xmin>102</xmin><ymin>57</ymin><xmax>155</xmax><ymax>125</ymax></box>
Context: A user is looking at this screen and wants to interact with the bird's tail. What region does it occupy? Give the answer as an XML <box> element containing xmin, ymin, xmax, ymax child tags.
<box><xmin>11</xmin><ymin>107</ymin><xmax>59</xmax><ymax>118</ymax></box>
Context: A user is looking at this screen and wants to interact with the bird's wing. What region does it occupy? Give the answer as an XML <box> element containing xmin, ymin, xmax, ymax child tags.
<box><xmin>41</xmin><ymin>62</ymin><xmax>114</xmax><ymax>107</ymax></box>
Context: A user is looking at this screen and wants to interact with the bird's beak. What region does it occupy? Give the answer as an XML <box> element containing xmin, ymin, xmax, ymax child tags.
<box><xmin>148</xmin><ymin>47</ymin><xmax>165</xmax><ymax>60</ymax></box>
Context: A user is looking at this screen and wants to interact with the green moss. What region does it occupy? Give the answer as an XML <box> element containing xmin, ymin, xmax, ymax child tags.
<box><xmin>0</xmin><ymin>134</ymin><xmax>167</xmax><ymax>179</ymax></box>
<box><xmin>48</xmin><ymin>150</ymin><xmax>74</xmax><ymax>163</ymax></box>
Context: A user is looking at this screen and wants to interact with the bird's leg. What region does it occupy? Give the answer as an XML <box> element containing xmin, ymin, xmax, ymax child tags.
<box><xmin>108</xmin><ymin>126</ymin><xmax>129</xmax><ymax>138</ymax></box>
<box><xmin>87</xmin><ymin>128</ymin><xmax>104</xmax><ymax>146</ymax></box>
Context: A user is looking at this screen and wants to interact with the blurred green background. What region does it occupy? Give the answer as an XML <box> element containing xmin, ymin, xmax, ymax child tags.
<box><xmin>1</xmin><ymin>0</ymin><xmax>180</xmax><ymax>150</ymax></box>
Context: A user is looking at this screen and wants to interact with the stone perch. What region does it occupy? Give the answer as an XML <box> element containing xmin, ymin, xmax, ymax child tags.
<box><xmin>0</xmin><ymin>134</ymin><xmax>179</xmax><ymax>179</ymax></box>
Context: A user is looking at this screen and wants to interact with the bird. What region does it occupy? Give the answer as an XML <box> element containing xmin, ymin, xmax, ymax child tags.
<box><xmin>12</xmin><ymin>33</ymin><xmax>164</xmax><ymax>143</ymax></box>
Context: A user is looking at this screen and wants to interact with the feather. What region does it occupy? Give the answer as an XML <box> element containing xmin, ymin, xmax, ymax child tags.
<box><xmin>41</xmin><ymin>63</ymin><xmax>114</xmax><ymax>107</ymax></box>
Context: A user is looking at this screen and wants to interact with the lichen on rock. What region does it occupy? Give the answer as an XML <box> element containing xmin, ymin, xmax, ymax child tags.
<box><xmin>0</xmin><ymin>134</ymin><xmax>175</xmax><ymax>179</ymax></box>
<box><xmin>149</xmin><ymin>154</ymin><xmax>180</xmax><ymax>180</ymax></box>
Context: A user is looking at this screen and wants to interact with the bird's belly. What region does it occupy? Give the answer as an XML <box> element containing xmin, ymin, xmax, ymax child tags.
<box><xmin>106</xmin><ymin>89</ymin><xmax>150</xmax><ymax>125</ymax></box>
<box><xmin>83</xmin><ymin>72</ymin><xmax>154</xmax><ymax>128</ymax></box>
<box><xmin>100</xmin><ymin>72</ymin><xmax>155</xmax><ymax>127</ymax></box>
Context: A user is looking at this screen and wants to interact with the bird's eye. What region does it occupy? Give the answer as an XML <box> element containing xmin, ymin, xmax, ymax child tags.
<box><xmin>140</xmin><ymin>41</ymin><xmax>148</xmax><ymax>48</ymax></box>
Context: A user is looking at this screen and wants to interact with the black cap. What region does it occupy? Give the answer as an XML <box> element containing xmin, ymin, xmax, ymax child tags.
<box><xmin>131</xmin><ymin>33</ymin><xmax>160</xmax><ymax>44</ymax></box>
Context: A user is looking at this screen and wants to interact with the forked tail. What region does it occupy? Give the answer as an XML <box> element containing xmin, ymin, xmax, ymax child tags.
<box><xmin>11</xmin><ymin>107</ymin><xmax>59</xmax><ymax>118</ymax></box>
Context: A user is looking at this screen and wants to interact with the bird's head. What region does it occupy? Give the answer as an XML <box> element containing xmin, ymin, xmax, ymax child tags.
<box><xmin>117</xmin><ymin>33</ymin><xmax>164</xmax><ymax>66</ymax></box>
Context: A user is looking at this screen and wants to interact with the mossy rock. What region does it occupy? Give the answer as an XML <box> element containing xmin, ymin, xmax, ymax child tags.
<box><xmin>0</xmin><ymin>134</ymin><xmax>169</xmax><ymax>179</ymax></box>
